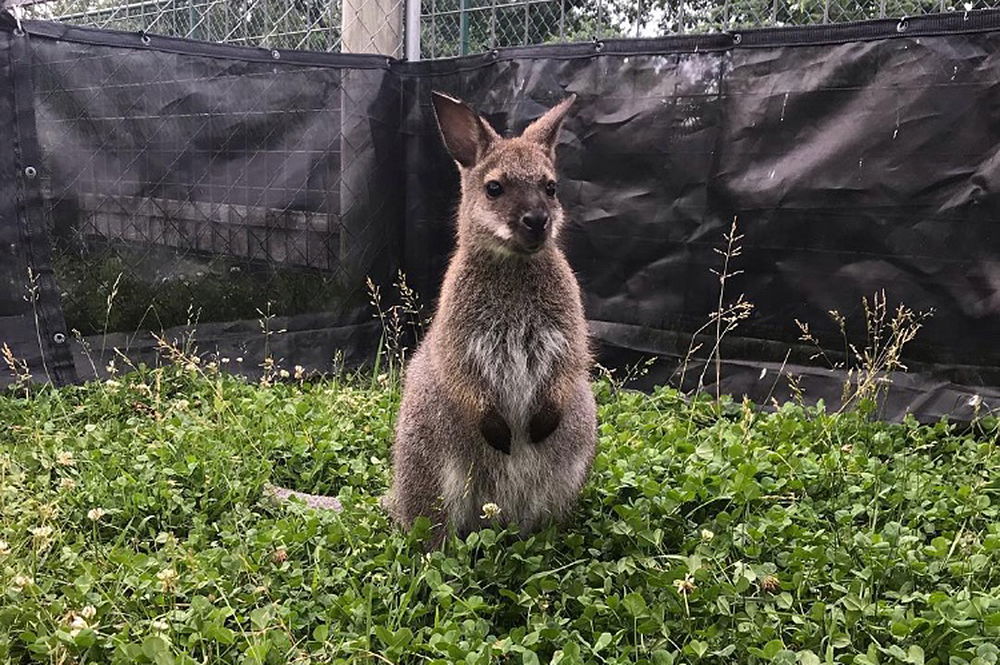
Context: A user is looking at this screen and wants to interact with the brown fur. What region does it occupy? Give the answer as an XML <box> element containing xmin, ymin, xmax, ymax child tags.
<box><xmin>383</xmin><ymin>93</ymin><xmax>597</xmax><ymax>545</ymax></box>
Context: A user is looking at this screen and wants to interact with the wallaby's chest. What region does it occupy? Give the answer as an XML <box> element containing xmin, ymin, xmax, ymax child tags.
<box><xmin>462</xmin><ymin>307</ymin><xmax>568</xmax><ymax>425</ymax></box>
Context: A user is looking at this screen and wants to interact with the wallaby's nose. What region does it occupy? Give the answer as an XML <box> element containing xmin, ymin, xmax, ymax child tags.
<box><xmin>520</xmin><ymin>211</ymin><xmax>549</xmax><ymax>235</ymax></box>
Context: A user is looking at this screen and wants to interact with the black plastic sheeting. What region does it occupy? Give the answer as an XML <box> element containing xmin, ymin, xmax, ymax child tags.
<box><xmin>1</xmin><ymin>10</ymin><xmax>999</xmax><ymax>421</ymax></box>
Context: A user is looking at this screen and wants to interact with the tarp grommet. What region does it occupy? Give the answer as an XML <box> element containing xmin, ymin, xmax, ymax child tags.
<box><xmin>896</xmin><ymin>17</ymin><xmax>909</xmax><ymax>32</ymax></box>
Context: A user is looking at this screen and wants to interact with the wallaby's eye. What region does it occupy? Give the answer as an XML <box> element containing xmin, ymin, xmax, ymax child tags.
<box><xmin>545</xmin><ymin>180</ymin><xmax>558</xmax><ymax>197</ymax></box>
<box><xmin>485</xmin><ymin>181</ymin><xmax>504</xmax><ymax>198</ymax></box>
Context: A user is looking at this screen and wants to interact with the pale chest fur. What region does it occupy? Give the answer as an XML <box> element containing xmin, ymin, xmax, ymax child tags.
<box><xmin>463</xmin><ymin>312</ymin><xmax>569</xmax><ymax>429</ymax></box>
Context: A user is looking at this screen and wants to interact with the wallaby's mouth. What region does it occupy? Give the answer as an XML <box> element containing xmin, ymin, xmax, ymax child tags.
<box><xmin>511</xmin><ymin>222</ymin><xmax>550</xmax><ymax>254</ymax></box>
<box><xmin>513</xmin><ymin>236</ymin><xmax>548</xmax><ymax>255</ymax></box>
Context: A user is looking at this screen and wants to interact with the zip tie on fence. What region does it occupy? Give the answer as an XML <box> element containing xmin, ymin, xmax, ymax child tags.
<box><xmin>10</xmin><ymin>3</ymin><xmax>24</xmax><ymax>36</ymax></box>
<box><xmin>139</xmin><ymin>30</ymin><xmax>150</xmax><ymax>45</ymax></box>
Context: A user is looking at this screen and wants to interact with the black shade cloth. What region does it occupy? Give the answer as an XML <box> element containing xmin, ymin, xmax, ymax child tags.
<box><xmin>1</xmin><ymin>10</ymin><xmax>998</xmax><ymax>421</ymax></box>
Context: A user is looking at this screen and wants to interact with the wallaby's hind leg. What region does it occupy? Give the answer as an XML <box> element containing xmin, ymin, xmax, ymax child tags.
<box><xmin>384</xmin><ymin>351</ymin><xmax>449</xmax><ymax>539</ymax></box>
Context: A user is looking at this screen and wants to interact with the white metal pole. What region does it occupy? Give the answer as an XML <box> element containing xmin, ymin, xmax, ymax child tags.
<box><xmin>405</xmin><ymin>0</ymin><xmax>421</xmax><ymax>61</ymax></box>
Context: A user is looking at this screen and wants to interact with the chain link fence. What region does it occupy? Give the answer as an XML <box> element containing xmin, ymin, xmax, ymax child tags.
<box><xmin>14</xmin><ymin>0</ymin><xmax>1000</xmax><ymax>59</ymax></box>
<box><xmin>420</xmin><ymin>0</ymin><xmax>1000</xmax><ymax>56</ymax></box>
<box><xmin>21</xmin><ymin>0</ymin><xmax>403</xmax><ymax>56</ymax></box>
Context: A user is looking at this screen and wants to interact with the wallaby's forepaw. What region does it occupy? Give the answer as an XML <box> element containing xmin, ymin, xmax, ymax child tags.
<box><xmin>479</xmin><ymin>407</ymin><xmax>512</xmax><ymax>454</ymax></box>
<box><xmin>529</xmin><ymin>399</ymin><xmax>561</xmax><ymax>443</ymax></box>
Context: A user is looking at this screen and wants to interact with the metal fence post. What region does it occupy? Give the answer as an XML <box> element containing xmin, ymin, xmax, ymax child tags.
<box><xmin>406</xmin><ymin>0</ymin><xmax>421</xmax><ymax>59</ymax></box>
<box><xmin>460</xmin><ymin>0</ymin><xmax>468</xmax><ymax>54</ymax></box>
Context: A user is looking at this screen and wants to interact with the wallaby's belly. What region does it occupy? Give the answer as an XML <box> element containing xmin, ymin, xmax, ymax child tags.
<box><xmin>464</xmin><ymin>318</ymin><xmax>568</xmax><ymax>429</ymax></box>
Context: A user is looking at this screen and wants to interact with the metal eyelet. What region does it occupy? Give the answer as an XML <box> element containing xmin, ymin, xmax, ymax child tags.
<box><xmin>52</xmin><ymin>332</ymin><xmax>66</xmax><ymax>344</ymax></box>
<box><xmin>732</xmin><ymin>32</ymin><xmax>743</xmax><ymax>45</ymax></box>
<box><xmin>271</xmin><ymin>49</ymin><xmax>281</xmax><ymax>60</ymax></box>
<box><xmin>594</xmin><ymin>40</ymin><xmax>605</xmax><ymax>52</ymax></box>
<box><xmin>140</xmin><ymin>32</ymin><xmax>151</xmax><ymax>44</ymax></box>
<box><xmin>896</xmin><ymin>17</ymin><xmax>908</xmax><ymax>32</ymax></box>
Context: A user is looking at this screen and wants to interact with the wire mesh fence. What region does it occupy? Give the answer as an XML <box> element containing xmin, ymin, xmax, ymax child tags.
<box><xmin>21</xmin><ymin>0</ymin><xmax>404</xmax><ymax>56</ymax></box>
<box><xmin>420</xmin><ymin>0</ymin><xmax>1000</xmax><ymax>56</ymax></box>
<box><xmin>16</xmin><ymin>0</ymin><xmax>1000</xmax><ymax>60</ymax></box>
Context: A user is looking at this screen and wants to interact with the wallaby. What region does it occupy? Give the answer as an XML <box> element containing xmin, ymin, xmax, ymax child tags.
<box><xmin>383</xmin><ymin>92</ymin><xmax>597</xmax><ymax>545</ymax></box>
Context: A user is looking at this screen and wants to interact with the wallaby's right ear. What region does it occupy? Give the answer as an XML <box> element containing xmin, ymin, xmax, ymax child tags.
<box><xmin>432</xmin><ymin>92</ymin><xmax>499</xmax><ymax>168</ymax></box>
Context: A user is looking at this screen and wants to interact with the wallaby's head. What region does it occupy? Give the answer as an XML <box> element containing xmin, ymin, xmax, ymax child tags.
<box><xmin>432</xmin><ymin>92</ymin><xmax>575</xmax><ymax>255</ymax></box>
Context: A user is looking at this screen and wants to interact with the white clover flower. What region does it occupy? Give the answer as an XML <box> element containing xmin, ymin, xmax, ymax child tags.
<box><xmin>0</xmin><ymin>539</ymin><xmax>10</xmax><ymax>556</ymax></box>
<box><xmin>673</xmin><ymin>575</ymin><xmax>696</xmax><ymax>595</ymax></box>
<box><xmin>151</xmin><ymin>619</ymin><xmax>169</xmax><ymax>632</ymax></box>
<box><xmin>56</xmin><ymin>450</ymin><xmax>76</xmax><ymax>467</ymax></box>
<box><xmin>11</xmin><ymin>574</ymin><xmax>33</xmax><ymax>590</ymax></box>
<box><xmin>156</xmin><ymin>567</ymin><xmax>178</xmax><ymax>591</ymax></box>
<box><xmin>480</xmin><ymin>502</ymin><xmax>501</xmax><ymax>519</ymax></box>
<box><xmin>279</xmin><ymin>369</ymin><xmax>290</xmax><ymax>379</ymax></box>
<box><xmin>87</xmin><ymin>507</ymin><xmax>106</xmax><ymax>521</ymax></box>
<box><xmin>30</xmin><ymin>525</ymin><xmax>54</xmax><ymax>539</ymax></box>
<box><xmin>760</xmin><ymin>574</ymin><xmax>781</xmax><ymax>593</ymax></box>
<box><xmin>700</xmin><ymin>528</ymin><xmax>715</xmax><ymax>542</ymax></box>
<box><xmin>80</xmin><ymin>605</ymin><xmax>97</xmax><ymax>620</ymax></box>
<box><xmin>59</xmin><ymin>477</ymin><xmax>77</xmax><ymax>490</ymax></box>
<box><xmin>38</xmin><ymin>503</ymin><xmax>58</xmax><ymax>520</ymax></box>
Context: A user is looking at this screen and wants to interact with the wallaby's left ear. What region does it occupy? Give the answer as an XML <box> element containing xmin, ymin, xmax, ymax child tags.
<box><xmin>432</xmin><ymin>91</ymin><xmax>500</xmax><ymax>168</ymax></box>
<box><xmin>522</xmin><ymin>94</ymin><xmax>576</xmax><ymax>154</ymax></box>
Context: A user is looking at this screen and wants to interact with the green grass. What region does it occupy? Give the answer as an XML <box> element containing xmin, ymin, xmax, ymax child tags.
<box><xmin>1</xmin><ymin>364</ymin><xmax>998</xmax><ymax>664</ymax></box>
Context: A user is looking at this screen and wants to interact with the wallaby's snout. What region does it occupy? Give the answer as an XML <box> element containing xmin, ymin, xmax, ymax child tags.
<box><xmin>431</xmin><ymin>91</ymin><xmax>575</xmax><ymax>256</ymax></box>
<box><xmin>521</xmin><ymin>209</ymin><xmax>549</xmax><ymax>236</ymax></box>
<box><xmin>507</xmin><ymin>187</ymin><xmax>555</xmax><ymax>252</ymax></box>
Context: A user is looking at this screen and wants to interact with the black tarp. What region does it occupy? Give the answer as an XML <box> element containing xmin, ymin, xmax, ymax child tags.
<box><xmin>1</xmin><ymin>10</ymin><xmax>999</xmax><ymax>420</ymax></box>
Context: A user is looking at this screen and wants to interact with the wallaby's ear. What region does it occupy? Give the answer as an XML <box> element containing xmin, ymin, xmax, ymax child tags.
<box><xmin>521</xmin><ymin>94</ymin><xmax>576</xmax><ymax>154</ymax></box>
<box><xmin>431</xmin><ymin>92</ymin><xmax>500</xmax><ymax>168</ymax></box>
